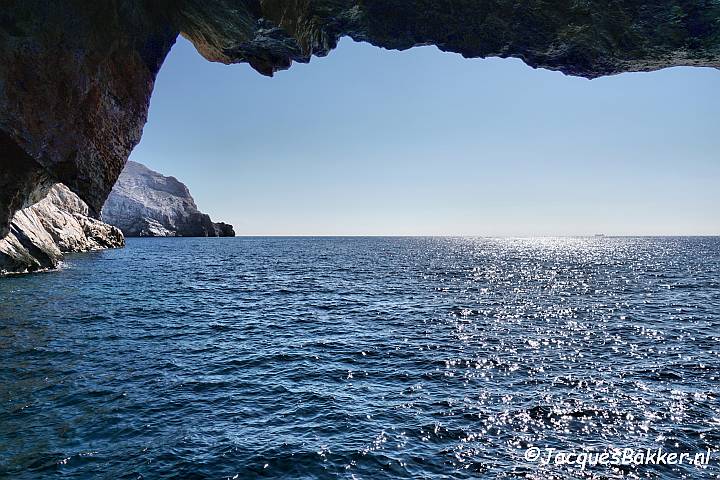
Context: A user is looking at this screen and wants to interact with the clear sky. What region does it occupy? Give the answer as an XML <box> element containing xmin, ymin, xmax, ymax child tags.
<box><xmin>130</xmin><ymin>36</ymin><xmax>720</xmax><ymax>236</ymax></box>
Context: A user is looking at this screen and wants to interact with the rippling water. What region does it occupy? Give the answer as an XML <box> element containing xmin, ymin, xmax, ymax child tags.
<box><xmin>1</xmin><ymin>237</ymin><xmax>719</xmax><ymax>479</ymax></box>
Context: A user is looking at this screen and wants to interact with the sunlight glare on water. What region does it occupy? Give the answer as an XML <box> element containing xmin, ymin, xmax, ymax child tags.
<box><xmin>1</xmin><ymin>236</ymin><xmax>719</xmax><ymax>479</ymax></box>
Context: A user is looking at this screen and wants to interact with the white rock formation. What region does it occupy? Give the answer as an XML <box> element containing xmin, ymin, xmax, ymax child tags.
<box><xmin>0</xmin><ymin>184</ymin><xmax>124</xmax><ymax>275</ymax></box>
<box><xmin>101</xmin><ymin>161</ymin><xmax>234</xmax><ymax>237</ymax></box>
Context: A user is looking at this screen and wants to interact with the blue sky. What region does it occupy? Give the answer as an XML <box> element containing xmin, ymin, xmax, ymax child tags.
<box><xmin>130</xmin><ymin>37</ymin><xmax>720</xmax><ymax>236</ymax></box>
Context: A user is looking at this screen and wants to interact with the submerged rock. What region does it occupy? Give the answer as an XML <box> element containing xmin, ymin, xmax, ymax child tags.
<box><xmin>0</xmin><ymin>184</ymin><xmax>124</xmax><ymax>275</ymax></box>
<box><xmin>101</xmin><ymin>161</ymin><xmax>235</xmax><ymax>237</ymax></box>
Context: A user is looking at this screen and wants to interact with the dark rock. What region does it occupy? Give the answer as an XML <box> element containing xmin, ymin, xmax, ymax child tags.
<box><xmin>171</xmin><ymin>1</ymin><xmax>720</xmax><ymax>78</ymax></box>
<box><xmin>101</xmin><ymin>161</ymin><xmax>235</xmax><ymax>237</ymax></box>
<box><xmin>213</xmin><ymin>222</ymin><xmax>236</xmax><ymax>237</ymax></box>
<box><xmin>1</xmin><ymin>1</ymin><xmax>718</xmax><ymax>235</ymax></box>
<box><xmin>0</xmin><ymin>1</ymin><xmax>177</xmax><ymax>237</ymax></box>
<box><xmin>0</xmin><ymin>184</ymin><xmax>125</xmax><ymax>275</ymax></box>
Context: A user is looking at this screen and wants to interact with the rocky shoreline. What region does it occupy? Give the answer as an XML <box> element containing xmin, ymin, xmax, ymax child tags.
<box><xmin>1</xmin><ymin>161</ymin><xmax>235</xmax><ymax>275</ymax></box>
<box><xmin>0</xmin><ymin>184</ymin><xmax>124</xmax><ymax>275</ymax></box>
<box><xmin>1</xmin><ymin>2</ymin><xmax>718</xmax><ymax>274</ymax></box>
<box><xmin>102</xmin><ymin>161</ymin><xmax>235</xmax><ymax>238</ymax></box>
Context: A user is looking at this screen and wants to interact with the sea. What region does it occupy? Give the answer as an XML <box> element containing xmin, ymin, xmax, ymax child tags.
<box><xmin>1</xmin><ymin>236</ymin><xmax>719</xmax><ymax>479</ymax></box>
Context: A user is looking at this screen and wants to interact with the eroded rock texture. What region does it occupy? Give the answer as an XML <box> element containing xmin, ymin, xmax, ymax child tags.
<box><xmin>1</xmin><ymin>0</ymin><xmax>719</xmax><ymax>245</ymax></box>
<box><xmin>0</xmin><ymin>0</ymin><xmax>177</xmax><ymax>238</ymax></box>
<box><xmin>0</xmin><ymin>184</ymin><xmax>125</xmax><ymax>275</ymax></box>
<box><xmin>172</xmin><ymin>1</ymin><xmax>720</xmax><ymax>77</ymax></box>
<box><xmin>101</xmin><ymin>161</ymin><xmax>235</xmax><ymax>237</ymax></box>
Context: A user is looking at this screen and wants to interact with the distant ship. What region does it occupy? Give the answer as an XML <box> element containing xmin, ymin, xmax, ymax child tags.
<box><xmin>594</xmin><ymin>234</ymin><xmax>606</xmax><ymax>237</ymax></box>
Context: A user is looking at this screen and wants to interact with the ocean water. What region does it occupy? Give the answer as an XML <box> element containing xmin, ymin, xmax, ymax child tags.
<box><xmin>1</xmin><ymin>236</ymin><xmax>719</xmax><ymax>479</ymax></box>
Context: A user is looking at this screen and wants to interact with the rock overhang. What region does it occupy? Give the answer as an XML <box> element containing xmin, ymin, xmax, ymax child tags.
<box><xmin>0</xmin><ymin>0</ymin><xmax>718</xmax><ymax>239</ymax></box>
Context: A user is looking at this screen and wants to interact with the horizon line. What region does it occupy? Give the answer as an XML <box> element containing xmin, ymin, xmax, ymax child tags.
<box><xmin>128</xmin><ymin>234</ymin><xmax>720</xmax><ymax>238</ymax></box>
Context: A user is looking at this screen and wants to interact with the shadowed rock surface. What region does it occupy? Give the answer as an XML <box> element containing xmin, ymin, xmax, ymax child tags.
<box><xmin>101</xmin><ymin>161</ymin><xmax>235</xmax><ymax>237</ymax></box>
<box><xmin>1</xmin><ymin>1</ymin><xmax>718</xmax><ymax>237</ymax></box>
<box><xmin>0</xmin><ymin>184</ymin><xmax>124</xmax><ymax>275</ymax></box>
<box><xmin>0</xmin><ymin>1</ymin><xmax>176</xmax><ymax>239</ymax></box>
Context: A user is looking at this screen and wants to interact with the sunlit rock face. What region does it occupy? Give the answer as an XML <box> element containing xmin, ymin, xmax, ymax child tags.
<box><xmin>0</xmin><ymin>184</ymin><xmax>124</xmax><ymax>275</ymax></box>
<box><xmin>1</xmin><ymin>0</ymin><xmax>719</xmax><ymax>239</ymax></box>
<box><xmin>101</xmin><ymin>161</ymin><xmax>235</xmax><ymax>237</ymax></box>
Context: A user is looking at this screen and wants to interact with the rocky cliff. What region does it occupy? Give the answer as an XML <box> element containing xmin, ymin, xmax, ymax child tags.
<box><xmin>0</xmin><ymin>184</ymin><xmax>124</xmax><ymax>275</ymax></box>
<box><xmin>101</xmin><ymin>161</ymin><xmax>235</xmax><ymax>237</ymax></box>
<box><xmin>0</xmin><ymin>1</ymin><xmax>719</xmax><ymax>240</ymax></box>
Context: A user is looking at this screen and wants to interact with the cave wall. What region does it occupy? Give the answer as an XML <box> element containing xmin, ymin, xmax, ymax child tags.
<box><xmin>1</xmin><ymin>0</ymin><xmax>718</xmax><ymax>239</ymax></box>
<box><xmin>173</xmin><ymin>0</ymin><xmax>720</xmax><ymax>77</ymax></box>
<box><xmin>0</xmin><ymin>0</ymin><xmax>177</xmax><ymax>237</ymax></box>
